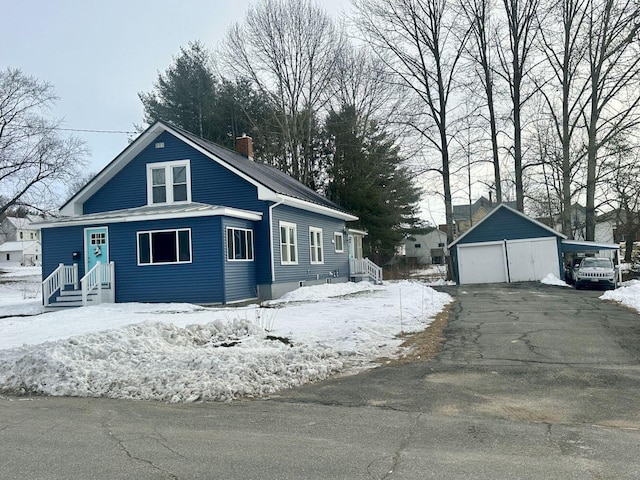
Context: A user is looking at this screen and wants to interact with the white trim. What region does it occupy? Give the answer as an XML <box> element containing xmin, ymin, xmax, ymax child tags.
<box><xmin>137</xmin><ymin>228</ymin><xmax>192</xmax><ymax>266</ymax></box>
<box><xmin>269</xmin><ymin>200</ymin><xmax>284</xmax><ymax>282</ymax></box>
<box><xmin>278</xmin><ymin>195</ymin><xmax>358</xmax><ymax>221</ymax></box>
<box><xmin>225</xmin><ymin>227</ymin><xmax>255</xmax><ymax>262</ymax></box>
<box><xmin>279</xmin><ymin>221</ymin><xmax>298</xmax><ymax>265</ymax></box>
<box><xmin>146</xmin><ymin>159</ymin><xmax>191</xmax><ymax>205</ymax></box>
<box><xmin>333</xmin><ymin>232</ymin><xmax>344</xmax><ymax>253</ymax></box>
<box><xmin>38</xmin><ymin>205</ymin><xmax>262</xmax><ymax>228</ymax></box>
<box><xmin>309</xmin><ymin>227</ymin><xmax>324</xmax><ymax>264</ymax></box>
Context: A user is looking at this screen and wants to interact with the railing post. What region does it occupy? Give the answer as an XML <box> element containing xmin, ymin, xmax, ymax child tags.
<box><xmin>73</xmin><ymin>263</ymin><xmax>79</xmax><ymax>289</ymax></box>
<box><xmin>109</xmin><ymin>261</ymin><xmax>115</xmax><ymax>303</ymax></box>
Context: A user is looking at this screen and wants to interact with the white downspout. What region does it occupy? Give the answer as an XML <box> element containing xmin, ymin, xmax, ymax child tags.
<box><xmin>269</xmin><ymin>198</ymin><xmax>284</xmax><ymax>283</ymax></box>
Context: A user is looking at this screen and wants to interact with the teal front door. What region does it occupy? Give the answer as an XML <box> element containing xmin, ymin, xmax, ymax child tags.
<box><xmin>85</xmin><ymin>227</ymin><xmax>109</xmax><ymax>273</ymax></box>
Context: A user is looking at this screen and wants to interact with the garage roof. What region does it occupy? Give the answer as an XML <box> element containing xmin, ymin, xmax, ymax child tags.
<box><xmin>448</xmin><ymin>203</ymin><xmax>566</xmax><ymax>249</ymax></box>
<box><xmin>561</xmin><ymin>240</ymin><xmax>620</xmax><ymax>252</ymax></box>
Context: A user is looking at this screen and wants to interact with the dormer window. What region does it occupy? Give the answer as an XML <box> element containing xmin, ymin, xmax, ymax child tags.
<box><xmin>146</xmin><ymin>160</ymin><xmax>191</xmax><ymax>205</ymax></box>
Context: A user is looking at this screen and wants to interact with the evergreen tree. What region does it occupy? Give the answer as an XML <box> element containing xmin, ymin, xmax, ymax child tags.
<box><xmin>325</xmin><ymin>105</ymin><xmax>427</xmax><ymax>263</ymax></box>
<box><xmin>139</xmin><ymin>42</ymin><xmax>272</xmax><ymax>153</ymax></box>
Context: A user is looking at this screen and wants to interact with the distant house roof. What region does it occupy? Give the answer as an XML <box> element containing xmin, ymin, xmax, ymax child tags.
<box><xmin>3</xmin><ymin>216</ymin><xmax>40</xmax><ymax>230</ymax></box>
<box><xmin>60</xmin><ymin>121</ymin><xmax>356</xmax><ymax>221</ymax></box>
<box><xmin>0</xmin><ymin>241</ymin><xmax>39</xmax><ymax>252</ymax></box>
<box><xmin>452</xmin><ymin>196</ymin><xmax>517</xmax><ymax>221</ymax></box>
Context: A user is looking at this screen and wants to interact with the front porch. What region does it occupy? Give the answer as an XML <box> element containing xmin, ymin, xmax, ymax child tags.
<box><xmin>349</xmin><ymin>258</ymin><xmax>383</xmax><ymax>284</ymax></box>
<box><xmin>42</xmin><ymin>262</ymin><xmax>115</xmax><ymax>309</ymax></box>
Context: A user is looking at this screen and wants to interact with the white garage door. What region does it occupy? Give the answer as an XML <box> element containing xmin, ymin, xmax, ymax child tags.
<box><xmin>458</xmin><ymin>241</ymin><xmax>508</xmax><ymax>284</ymax></box>
<box><xmin>506</xmin><ymin>237</ymin><xmax>560</xmax><ymax>282</ymax></box>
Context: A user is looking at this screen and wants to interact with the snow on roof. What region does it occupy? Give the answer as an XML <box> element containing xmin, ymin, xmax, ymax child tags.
<box><xmin>0</xmin><ymin>241</ymin><xmax>39</xmax><ymax>252</ymax></box>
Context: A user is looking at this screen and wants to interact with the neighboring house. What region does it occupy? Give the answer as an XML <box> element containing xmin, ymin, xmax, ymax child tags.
<box><xmin>446</xmin><ymin>196</ymin><xmax>517</xmax><ymax>237</ymax></box>
<box><xmin>595</xmin><ymin>210</ymin><xmax>640</xmax><ymax>245</ymax></box>
<box><xmin>0</xmin><ymin>241</ymin><xmax>41</xmax><ymax>266</ymax></box>
<box><xmin>403</xmin><ymin>229</ymin><xmax>447</xmax><ymax>265</ymax></box>
<box><xmin>38</xmin><ymin>121</ymin><xmax>381</xmax><ymax>308</ymax></box>
<box><xmin>448</xmin><ymin>203</ymin><xmax>618</xmax><ymax>285</ymax></box>
<box><xmin>0</xmin><ymin>215</ymin><xmax>41</xmax><ymax>244</ymax></box>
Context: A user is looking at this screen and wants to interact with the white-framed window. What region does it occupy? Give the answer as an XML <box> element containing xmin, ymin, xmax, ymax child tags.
<box><xmin>137</xmin><ymin>228</ymin><xmax>192</xmax><ymax>265</ymax></box>
<box><xmin>309</xmin><ymin>227</ymin><xmax>323</xmax><ymax>264</ymax></box>
<box><xmin>279</xmin><ymin>221</ymin><xmax>298</xmax><ymax>265</ymax></box>
<box><xmin>334</xmin><ymin>232</ymin><xmax>344</xmax><ymax>253</ymax></box>
<box><xmin>146</xmin><ymin>160</ymin><xmax>191</xmax><ymax>205</ymax></box>
<box><xmin>226</xmin><ymin>227</ymin><xmax>254</xmax><ymax>261</ymax></box>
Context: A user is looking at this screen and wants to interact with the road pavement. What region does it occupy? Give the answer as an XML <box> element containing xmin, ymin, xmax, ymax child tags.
<box><xmin>2</xmin><ymin>282</ymin><xmax>640</xmax><ymax>479</ymax></box>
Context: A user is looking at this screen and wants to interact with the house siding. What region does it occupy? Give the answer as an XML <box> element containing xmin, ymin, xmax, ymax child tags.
<box><xmin>42</xmin><ymin>225</ymin><xmax>87</xmax><ymax>281</ymax></box>
<box><xmin>222</xmin><ymin>217</ymin><xmax>258</xmax><ymax>303</ymax></box>
<box><xmin>271</xmin><ymin>204</ymin><xmax>349</xmax><ymax>286</ymax></box>
<box><xmin>83</xmin><ymin>131</ymin><xmax>266</xmax><ymax>214</ymax></box>
<box><xmin>43</xmin><ymin>216</ymin><xmax>226</xmax><ymax>304</ymax></box>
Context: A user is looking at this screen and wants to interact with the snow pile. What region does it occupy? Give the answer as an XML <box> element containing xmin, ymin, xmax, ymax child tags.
<box><xmin>540</xmin><ymin>273</ymin><xmax>570</xmax><ymax>287</ymax></box>
<box><xmin>0</xmin><ymin>272</ymin><xmax>452</xmax><ymax>402</ymax></box>
<box><xmin>265</xmin><ymin>281</ymin><xmax>381</xmax><ymax>304</ymax></box>
<box><xmin>601</xmin><ymin>280</ymin><xmax>640</xmax><ymax>313</ymax></box>
<box><xmin>0</xmin><ymin>319</ymin><xmax>342</xmax><ymax>403</ymax></box>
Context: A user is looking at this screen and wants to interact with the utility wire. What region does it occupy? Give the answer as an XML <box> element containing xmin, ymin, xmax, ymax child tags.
<box><xmin>54</xmin><ymin>127</ymin><xmax>137</xmax><ymax>134</ymax></box>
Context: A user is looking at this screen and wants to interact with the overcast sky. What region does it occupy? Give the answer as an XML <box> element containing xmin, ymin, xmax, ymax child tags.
<box><xmin>3</xmin><ymin>0</ymin><xmax>352</xmax><ymax>173</ymax></box>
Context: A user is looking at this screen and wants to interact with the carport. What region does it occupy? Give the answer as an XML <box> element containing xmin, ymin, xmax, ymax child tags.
<box><xmin>448</xmin><ymin>204</ymin><xmax>566</xmax><ymax>285</ymax></box>
<box><xmin>561</xmin><ymin>239</ymin><xmax>621</xmax><ymax>283</ymax></box>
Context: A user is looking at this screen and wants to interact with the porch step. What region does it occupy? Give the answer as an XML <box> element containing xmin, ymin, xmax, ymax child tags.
<box><xmin>45</xmin><ymin>289</ymin><xmax>99</xmax><ymax>310</ymax></box>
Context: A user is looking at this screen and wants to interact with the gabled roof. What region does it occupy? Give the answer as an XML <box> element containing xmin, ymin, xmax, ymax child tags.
<box><xmin>2</xmin><ymin>216</ymin><xmax>40</xmax><ymax>230</ymax></box>
<box><xmin>60</xmin><ymin>121</ymin><xmax>356</xmax><ymax>221</ymax></box>
<box><xmin>0</xmin><ymin>241</ymin><xmax>39</xmax><ymax>252</ymax></box>
<box><xmin>452</xmin><ymin>196</ymin><xmax>517</xmax><ymax>221</ymax></box>
<box><xmin>448</xmin><ymin>203</ymin><xmax>567</xmax><ymax>248</ymax></box>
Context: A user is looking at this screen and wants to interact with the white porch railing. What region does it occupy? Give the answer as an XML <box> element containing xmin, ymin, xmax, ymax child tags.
<box><xmin>81</xmin><ymin>261</ymin><xmax>115</xmax><ymax>306</ymax></box>
<box><xmin>43</xmin><ymin>263</ymin><xmax>79</xmax><ymax>307</ymax></box>
<box><xmin>350</xmin><ymin>258</ymin><xmax>383</xmax><ymax>284</ymax></box>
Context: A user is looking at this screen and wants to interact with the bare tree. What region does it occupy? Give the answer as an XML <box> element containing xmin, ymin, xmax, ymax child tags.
<box><xmin>459</xmin><ymin>0</ymin><xmax>503</xmax><ymax>204</ymax></box>
<box><xmin>0</xmin><ymin>68</ymin><xmax>87</xmax><ymax>217</ymax></box>
<box><xmin>495</xmin><ymin>0</ymin><xmax>541</xmax><ymax>212</ymax></box>
<box><xmin>353</xmin><ymin>0</ymin><xmax>470</xmax><ymax>263</ymax></box>
<box><xmin>583</xmin><ymin>0</ymin><xmax>640</xmax><ymax>240</ymax></box>
<box><xmin>537</xmin><ymin>0</ymin><xmax>589</xmax><ymax>236</ymax></box>
<box><xmin>220</xmin><ymin>0</ymin><xmax>343</xmax><ymax>187</ymax></box>
<box><xmin>329</xmin><ymin>45</ymin><xmax>397</xmax><ymax>137</ymax></box>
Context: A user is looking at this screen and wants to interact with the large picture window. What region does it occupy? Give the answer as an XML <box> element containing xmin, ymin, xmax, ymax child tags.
<box><xmin>146</xmin><ymin>160</ymin><xmax>191</xmax><ymax>205</ymax></box>
<box><xmin>226</xmin><ymin>228</ymin><xmax>254</xmax><ymax>261</ymax></box>
<box><xmin>309</xmin><ymin>227</ymin><xmax>323</xmax><ymax>264</ymax></box>
<box><xmin>138</xmin><ymin>229</ymin><xmax>192</xmax><ymax>265</ymax></box>
<box><xmin>279</xmin><ymin>221</ymin><xmax>298</xmax><ymax>265</ymax></box>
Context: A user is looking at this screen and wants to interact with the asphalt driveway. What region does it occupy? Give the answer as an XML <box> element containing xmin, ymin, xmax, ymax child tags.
<box><xmin>2</xmin><ymin>282</ymin><xmax>640</xmax><ymax>479</ymax></box>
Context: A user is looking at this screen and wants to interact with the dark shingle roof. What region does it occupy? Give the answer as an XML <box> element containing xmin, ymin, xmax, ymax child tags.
<box><xmin>170</xmin><ymin>124</ymin><xmax>347</xmax><ymax>213</ymax></box>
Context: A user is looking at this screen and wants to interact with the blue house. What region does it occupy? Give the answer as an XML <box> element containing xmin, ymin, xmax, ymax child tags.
<box><xmin>40</xmin><ymin>121</ymin><xmax>381</xmax><ymax>308</ymax></box>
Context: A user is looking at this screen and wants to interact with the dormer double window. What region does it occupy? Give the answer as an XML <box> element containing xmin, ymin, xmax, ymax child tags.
<box><xmin>146</xmin><ymin>160</ymin><xmax>191</xmax><ymax>205</ymax></box>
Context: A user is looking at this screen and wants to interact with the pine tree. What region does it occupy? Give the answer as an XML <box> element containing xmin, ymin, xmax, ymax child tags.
<box><xmin>326</xmin><ymin>105</ymin><xmax>427</xmax><ymax>263</ymax></box>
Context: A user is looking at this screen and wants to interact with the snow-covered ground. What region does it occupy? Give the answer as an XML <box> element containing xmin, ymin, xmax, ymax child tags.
<box><xmin>600</xmin><ymin>279</ymin><xmax>640</xmax><ymax>313</ymax></box>
<box><xmin>0</xmin><ymin>267</ymin><xmax>452</xmax><ymax>403</ymax></box>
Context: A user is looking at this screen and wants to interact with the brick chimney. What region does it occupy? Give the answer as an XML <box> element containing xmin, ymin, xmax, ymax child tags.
<box><xmin>236</xmin><ymin>134</ymin><xmax>253</xmax><ymax>160</ymax></box>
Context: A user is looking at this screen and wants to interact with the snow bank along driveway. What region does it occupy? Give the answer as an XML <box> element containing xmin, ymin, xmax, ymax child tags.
<box><xmin>0</xmin><ymin>277</ymin><xmax>452</xmax><ymax>403</ymax></box>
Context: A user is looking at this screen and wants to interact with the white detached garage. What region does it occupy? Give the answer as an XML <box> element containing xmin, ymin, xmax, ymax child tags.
<box><xmin>449</xmin><ymin>204</ymin><xmax>566</xmax><ymax>285</ymax></box>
